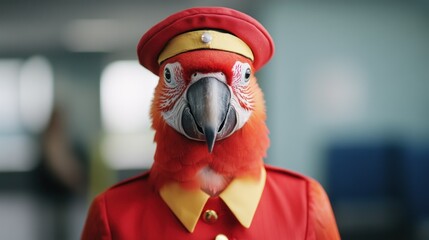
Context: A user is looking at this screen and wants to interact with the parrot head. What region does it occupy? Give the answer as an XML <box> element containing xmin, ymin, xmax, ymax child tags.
<box><xmin>137</xmin><ymin>7</ymin><xmax>274</xmax><ymax>194</ymax></box>
<box><xmin>150</xmin><ymin>49</ymin><xmax>269</xmax><ymax>193</ymax></box>
<box><xmin>156</xmin><ymin>50</ymin><xmax>255</xmax><ymax>153</ymax></box>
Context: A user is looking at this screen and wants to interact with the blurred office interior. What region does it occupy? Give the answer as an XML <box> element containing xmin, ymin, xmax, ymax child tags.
<box><xmin>0</xmin><ymin>0</ymin><xmax>428</xmax><ymax>239</ymax></box>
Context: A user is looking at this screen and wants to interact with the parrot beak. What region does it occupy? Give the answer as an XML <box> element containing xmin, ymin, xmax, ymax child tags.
<box><xmin>182</xmin><ymin>77</ymin><xmax>237</xmax><ymax>152</ymax></box>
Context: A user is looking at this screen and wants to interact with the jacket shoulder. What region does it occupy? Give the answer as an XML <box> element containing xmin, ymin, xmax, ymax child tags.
<box><xmin>264</xmin><ymin>164</ymin><xmax>314</xmax><ymax>183</ymax></box>
<box><xmin>264</xmin><ymin>164</ymin><xmax>340</xmax><ymax>239</ymax></box>
<box><xmin>95</xmin><ymin>170</ymin><xmax>155</xmax><ymax>206</ymax></box>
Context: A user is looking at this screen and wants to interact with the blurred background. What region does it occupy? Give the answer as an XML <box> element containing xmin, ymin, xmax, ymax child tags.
<box><xmin>0</xmin><ymin>0</ymin><xmax>428</xmax><ymax>239</ymax></box>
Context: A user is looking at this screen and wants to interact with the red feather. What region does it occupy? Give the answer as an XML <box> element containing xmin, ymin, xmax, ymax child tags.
<box><xmin>149</xmin><ymin>51</ymin><xmax>270</xmax><ymax>190</ymax></box>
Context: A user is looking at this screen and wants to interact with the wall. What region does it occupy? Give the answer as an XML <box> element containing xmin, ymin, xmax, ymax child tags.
<box><xmin>257</xmin><ymin>1</ymin><xmax>429</xmax><ymax>183</ymax></box>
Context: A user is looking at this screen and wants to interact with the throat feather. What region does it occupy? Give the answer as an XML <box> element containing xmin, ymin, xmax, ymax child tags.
<box><xmin>198</xmin><ymin>166</ymin><xmax>231</xmax><ymax>196</ymax></box>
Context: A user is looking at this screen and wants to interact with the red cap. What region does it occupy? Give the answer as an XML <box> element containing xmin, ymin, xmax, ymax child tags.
<box><xmin>137</xmin><ymin>7</ymin><xmax>275</xmax><ymax>75</ymax></box>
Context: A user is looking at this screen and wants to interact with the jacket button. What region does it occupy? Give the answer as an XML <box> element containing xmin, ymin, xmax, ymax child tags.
<box><xmin>215</xmin><ymin>234</ymin><xmax>228</xmax><ymax>240</ymax></box>
<box><xmin>203</xmin><ymin>209</ymin><xmax>218</xmax><ymax>223</ymax></box>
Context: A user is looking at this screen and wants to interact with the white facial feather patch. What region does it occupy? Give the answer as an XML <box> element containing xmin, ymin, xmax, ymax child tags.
<box><xmin>159</xmin><ymin>62</ymin><xmax>186</xmax><ymax>110</ymax></box>
<box><xmin>230</xmin><ymin>61</ymin><xmax>252</xmax><ymax>130</ymax></box>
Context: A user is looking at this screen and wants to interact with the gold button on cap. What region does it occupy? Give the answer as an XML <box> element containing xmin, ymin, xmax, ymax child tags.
<box><xmin>203</xmin><ymin>209</ymin><xmax>218</xmax><ymax>223</ymax></box>
<box><xmin>215</xmin><ymin>234</ymin><xmax>228</xmax><ymax>240</ymax></box>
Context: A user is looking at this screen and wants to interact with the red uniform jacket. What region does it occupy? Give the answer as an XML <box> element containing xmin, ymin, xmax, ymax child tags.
<box><xmin>82</xmin><ymin>165</ymin><xmax>340</xmax><ymax>239</ymax></box>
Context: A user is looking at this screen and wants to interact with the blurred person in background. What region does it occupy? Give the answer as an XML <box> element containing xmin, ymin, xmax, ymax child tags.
<box><xmin>33</xmin><ymin>105</ymin><xmax>87</xmax><ymax>239</ymax></box>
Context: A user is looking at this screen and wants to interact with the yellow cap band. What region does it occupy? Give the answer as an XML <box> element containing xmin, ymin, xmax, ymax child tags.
<box><xmin>158</xmin><ymin>30</ymin><xmax>254</xmax><ymax>64</ymax></box>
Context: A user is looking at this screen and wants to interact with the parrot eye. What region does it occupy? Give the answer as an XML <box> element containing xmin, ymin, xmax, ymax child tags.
<box><xmin>162</xmin><ymin>62</ymin><xmax>182</xmax><ymax>88</ymax></box>
<box><xmin>244</xmin><ymin>68</ymin><xmax>251</xmax><ymax>82</ymax></box>
<box><xmin>232</xmin><ymin>61</ymin><xmax>251</xmax><ymax>87</ymax></box>
<box><xmin>164</xmin><ymin>68</ymin><xmax>172</xmax><ymax>83</ymax></box>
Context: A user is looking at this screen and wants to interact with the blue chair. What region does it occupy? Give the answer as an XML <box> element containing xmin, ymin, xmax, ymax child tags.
<box><xmin>327</xmin><ymin>142</ymin><xmax>396</xmax><ymax>202</ymax></box>
<box><xmin>326</xmin><ymin>141</ymin><xmax>404</xmax><ymax>239</ymax></box>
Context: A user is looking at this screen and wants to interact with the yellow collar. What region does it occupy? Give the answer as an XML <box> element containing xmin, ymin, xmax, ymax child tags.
<box><xmin>159</xmin><ymin>167</ymin><xmax>266</xmax><ymax>232</ymax></box>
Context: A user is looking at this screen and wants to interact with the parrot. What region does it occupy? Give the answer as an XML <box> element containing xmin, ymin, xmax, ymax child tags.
<box><xmin>82</xmin><ymin>7</ymin><xmax>341</xmax><ymax>240</ymax></box>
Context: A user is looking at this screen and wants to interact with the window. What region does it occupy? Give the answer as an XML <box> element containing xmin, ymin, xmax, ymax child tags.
<box><xmin>100</xmin><ymin>60</ymin><xmax>158</xmax><ymax>169</ymax></box>
<box><xmin>0</xmin><ymin>56</ymin><xmax>54</xmax><ymax>171</ymax></box>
